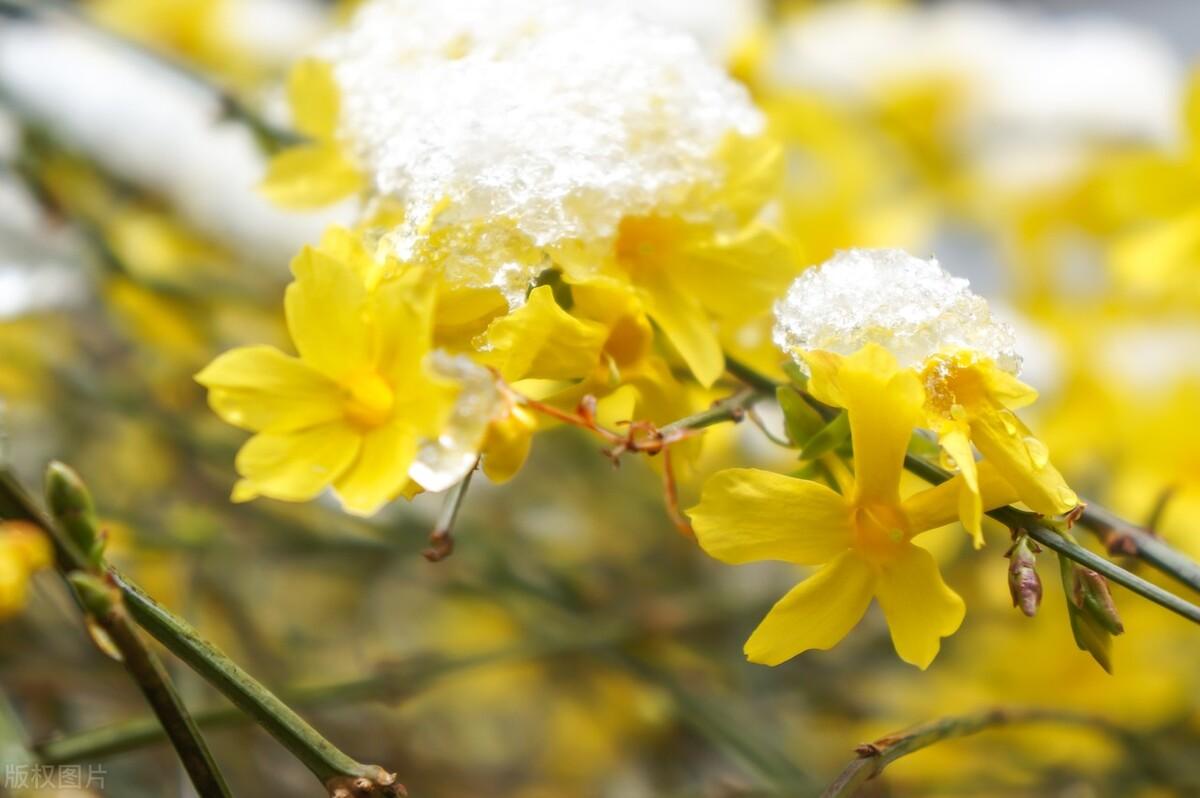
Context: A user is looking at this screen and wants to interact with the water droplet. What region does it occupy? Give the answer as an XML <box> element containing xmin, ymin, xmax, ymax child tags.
<box><xmin>1023</xmin><ymin>436</ymin><xmax>1049</xmax><ymax>469</ymax></box>
<box><xmin>999</xmin><ymin>410</ymin><xmax>1018</xmax><ymax>436</ymax></box>
<box><xmin>1058</xmin><ymin>486</ymin><xmax>1079</xmax><ymax>507</ymax></box>
<box><xmin>949</xmin><ymin>403</ymin><xmax>967</xmax><ymax>421</ymax></box>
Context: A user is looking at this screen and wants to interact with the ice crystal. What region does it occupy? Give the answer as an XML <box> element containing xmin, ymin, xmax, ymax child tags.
<box><xmin>773</xmin><ymin>249</ymin><xmax>1020</xmax><ymax>374</ymax></box>
<box><xmin>319</xmin><ymin>0</ymin><xmax>762</xmax><ymax>306</ymax></box>
<box><xmin>409</xmin><ymin>352</ymin><xmax>504</xmax><ymax>493</ymax></box>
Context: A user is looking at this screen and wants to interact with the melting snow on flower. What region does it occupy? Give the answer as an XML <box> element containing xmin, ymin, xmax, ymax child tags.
<box><xmin>772</xmin><ymin>248</ymin><xmax>1020</xmax><ymax>375</ymax></box>
<box><xmin>316</xmin><ymin>0</ymin><xmax>763</xmax><ymax>306</ymax></box>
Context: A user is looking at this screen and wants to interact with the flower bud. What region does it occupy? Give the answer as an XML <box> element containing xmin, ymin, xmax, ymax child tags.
<box><xmin>1060</xmin><ymin>557</ymin><xmax>1123</xmax><ymax>673</ymax></box>
<box><xmin>44</xmin><ymin>462</ymin><xmax>104</xmax><ymax>568</ymax></box>
<box><xmin>1073</xmin><ymin>567</ymin><xmax>1125</xmax><ymax>635</ymax></box>
<box><xmin>1006</xmin><ymin>537</ymin><xmax>1042</xmax><ymax>617</ymax></box>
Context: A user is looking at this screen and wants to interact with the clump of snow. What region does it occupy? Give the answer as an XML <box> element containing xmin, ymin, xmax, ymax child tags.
<box><xmin>773</xmin><ymin>248</ymin><xmax>1021</xmax><ymax>374</ymax></box>
<box><xmin>319</xmin><ymin>0</ymin><xmax>763</xmax><ymax>306</ymax></box>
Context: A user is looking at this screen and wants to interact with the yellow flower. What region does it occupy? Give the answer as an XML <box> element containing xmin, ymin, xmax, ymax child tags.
<box><xmin>319</xmin><ymin>224</ymin><xmax>509</xmax><ymax>349</ymax></box>
<box><xmin>921</xmin><ymin>351</ymin><xmax>1078</xmax><ymax>547</ymax></box>
<box><xmin>196</xmin><ymin>246</ymin><xmax>458</xmax><ymax>515</ymax></box>
<box><xmin>260</xmin><ymin>59</ymin><xmax>365</xmax><ymax>209</ymax></box>
<box><xmin>479</xmin><ymin>279</ymin><xmax>704</xmax><ymax>480</ymax></box>
<box><xmin>0</xmin><ymin>521</ymin><xmax>52</xmax><ymax>619</ymax></box>
<box><xmin>688</xmin><ymin>345</ymin><xmax>1018</xmax><ymax>668</ymax></box>
<box><xmin>555</xmin><ymin>136</ymin><xmax>795</xmax><ymax>387</ymax></box>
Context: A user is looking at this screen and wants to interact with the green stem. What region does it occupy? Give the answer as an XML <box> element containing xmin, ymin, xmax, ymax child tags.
<box><xmin>1077</xmin><ymin>503</ymin><xmax>1200</xmax><ymax>596</ymax></box>
<box><xmin>659</xmin><ymin>387</ymin><xmax>762</xmax><ymax>437</ymax></box>
<box><xmin>110</xmin><ymin>572</ymin><xmax>386</xmax><ymax>786</ymax></box>
<box><xmin>91</xmin><ymin>598</ymin><xmax>233</xmax><ymax>798</ymax></box>
<box><xmin>0</xmin><ymin>471</ymin><xmax>231</xmax><ymax>798</ymax></box>
<box><xmin>1</xmin><ymin>469</ymin><xmax>401</xmax><ymax>795</ymax></box>
<box><xmin>820</xmin><ymin>707</ymin><xmax>1125</xmax><ymax>798</ymax></box>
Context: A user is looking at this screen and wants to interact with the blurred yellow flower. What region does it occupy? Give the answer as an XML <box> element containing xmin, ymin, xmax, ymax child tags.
<box><xmin>260</xmin><ymin>58</ymin><xmax>365</xmax><ymax>209</ymax></box>
<box><xmin>196</xmin><ymin>246</ymin><xmax>458</xmax><ymax>515</ymax></box>
<box><xmin>0</xmin><ymin>522</ymin><xmax>52</xmax><ymax>619</ymax></box>
<box><xmin>689</xmin><ymin>345</ymin><xmax>1017</xmax><ymax>668</ymax></box>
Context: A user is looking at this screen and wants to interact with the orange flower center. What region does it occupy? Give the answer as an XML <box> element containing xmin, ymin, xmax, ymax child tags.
<box><xmin>615</xmin><ymin>215</ymin><xmax>684</xmax><ymax>278</ymax></box>
<box><xmin>853</xmin><ymin>501</ymin><xmax>911</xmax><ymax>564</ymax></box>
<box><xmin>343</xmin><ymin>372</ymin><xmax>395</xmax><ymax>428</ymax></box>
<box><xmin>921</xmin><ymin>353</ymin><xmax>985</xmax><ymax>420</ymax></box>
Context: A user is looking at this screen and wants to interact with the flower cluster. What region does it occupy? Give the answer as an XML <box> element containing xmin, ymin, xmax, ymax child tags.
<box><xmin>203</xmin><ymin>0</ymin><xmax>793</xmax><ymax>511</ymax></box>
<box><xmin>198</xmin><ymin>2</ymin><xmax>1079</xmax><ymax>670</ymax></box>
<box><xmin>692</xmin><ymin>249</ymin><xmax>1077</xmax><ymax>668</ymax></box>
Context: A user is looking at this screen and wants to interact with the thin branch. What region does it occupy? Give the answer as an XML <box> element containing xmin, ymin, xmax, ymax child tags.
<box><xmin>0</xmin><ymin>468</ymin><xmax>404</xmax><ymax>797</ymax></box>
<box><xmin>660</xmin><ymin>446</ymin><xmax>694</xmax><ymax>537</ymax></box>
<box><xmin>821</xmin><ymin>707</ymin><xmax>1127</xmax><ymax>798</ymax></box>
<box><xmin>112</xmin><ymin>572</ymin><xmax>406</xmax><ymax>796</ymax></box>
<box><xmin>0</xmin><ymin>470</ymin><xmax>231</xmax><ymax>798</ymax></box>
<box><xmin>1077</xmin><ymin>502</ymin><xmax>1200</xmax><ymax>596</ymax></box>
<box><xmin>424</xmin><ymin>460</ymin><xmax>478</xmax><ymax>562</ymax></box>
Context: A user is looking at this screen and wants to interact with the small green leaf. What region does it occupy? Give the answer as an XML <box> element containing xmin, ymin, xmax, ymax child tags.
<box><xmin>776</xmin><ymin>386</ymin><xmax>823</xmax><ymax>447</ymax></box>
<box><xmin>907</xmin><ymin>430</ymin><xmax>941</xmax><ymax>460</ymax></box>
<box><xmin>781</xmin><ymin>361</ymin><xmax>808</xmax><ymax>389</ymax></box>
<box><xmin>800</xmin><ymin>411</ymin><xmax>850</xmax><ymax>460</ymax></box>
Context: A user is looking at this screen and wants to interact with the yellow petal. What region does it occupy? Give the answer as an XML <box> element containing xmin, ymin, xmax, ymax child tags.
<box><xmin>639</xmin><ymin>273</ymin><xmax>724</xmax><ymax>388</ymax></box>
<box><xmin>978</xmin><ymin>360</ymin><xmax>1039</xmax><ymax>410</ymax></box>
<box><xmin>690</xmin><ymin>468</ymin><xmax>853</xmax><ymax>565</ymax></box>
<box><xmin>874</xmin><ymin>544</ymin><xmax>965</xmax><ymax>669</ymax></box>
<box><xmin>233</xmin><ymin>423</ymin><xmax>360</xmax><ymax>504</ymax></box>
<box><xmin>805</xmin><ymin>345</ymin><xmax>924</xmax><ymax>505</ymax></box>
<box><xmin>970</xmin><ymin>408</ymin><xmax>1078</xmax><ymax>517</ymax></box>
<box><xmin>288</xmin><ymin>58</ymin><xmax>340</xmax><ymax>141</ymax></box>
<box><xmin>260</xmin><ymin>145</ymin><xmax>363</xmax><ymax>209</ymax></box>
<box><xmin>433</xmin><ymin>286</ymin><xmax>509</xmax><ymax>348</ymax></box>
<box><xmin>333</xmin><ymin>422</ymin><xmax>420</xmax><ymax>516</ymax></box>
<box><xmin>939</xmin><ymin>425</ymin><xmax>983</xmax><ymax>547</ymax></box>
<box><xmin>481</xmin><ymin>406</ymin><xmax>537</xmax><ymax>484</ymax></box>
<box><xmin>594</xmin><ymin>383</ymin><xmax>639</xmax><ymax>429</ymax></box>
<box><xmin>285</xmin><ymin>247</ymin><xmax>372</xmax><ymax>382</ymax></box>
<box><xmin>196</xmin><ymin>345</ymin><xmax>343</xmax><ymax>433</ymax></box>
<box><xmin>709</xmin><ymin>135</ymin><xmax>784</xmax><ymax>224</ymax></box>
<box><xmin>369</xmin><ymin>272</ymin><xmax>436</xmax><ymax>380</ymax></box>
<box><xmin>484</xmin><ymin>285</ymin><xmax>609</xmax><ymax>381</ymax></box>
<box><xmin>744</xmin><ymin>550</ymin><xmax>874</xmax><ymax>665</ymax></box>
<box><xmin>674</xmin><ymin>222</ymin><xmax>795</xmax><ymax>322</ymax></box>
<box><xmin>902</xmin><ymin>460</ymin><xmax>1019</xmax><ymax>536</ymax></box>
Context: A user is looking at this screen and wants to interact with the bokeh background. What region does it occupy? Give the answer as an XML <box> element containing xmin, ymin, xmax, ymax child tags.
<box><xmin>2</xmin><ymin>1</ymin><xmax>1200</xmax><ymax>796</ymax></box>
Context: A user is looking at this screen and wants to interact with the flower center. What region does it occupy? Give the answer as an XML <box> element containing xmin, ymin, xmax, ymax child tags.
<box><xmin>615</xmin><ymin>216</ymin><xmax>684</xmax><ymax>278</ymax></box>
<box><xmin>921</xmin><ymin>353</ymin><xmax>986</xmax><ymax>420</ymax></box>
<box><xmin>343</xmin><ymin>372</ymin><xmax>395</xmax><ymax>428</ymax></box>
<box><xmin>852</xmin><ymin>501</ymin><xmax>911</xmax><ymax>564</ymax></box>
